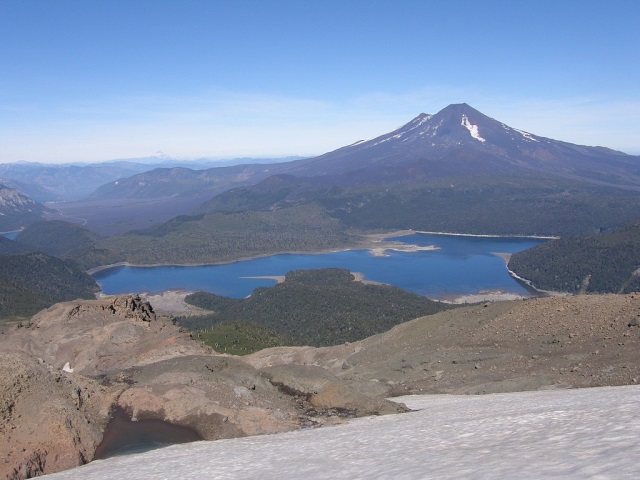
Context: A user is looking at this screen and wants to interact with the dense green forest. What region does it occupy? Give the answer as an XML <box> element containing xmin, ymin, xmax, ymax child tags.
<box><xmin>200</xmin><ymin>174</ymin><xmax>640</xmax><ymax>237</ymax></box>
<box><xmin>101</xmin><ymin>204</ymin><xmax>353</xmax><ymax>267</ymax></box>
<box><xmin>316</xmin><ymin>178</ymin><xmax>640</xmax><ymax>237</ymax></box>
<box><xmin>190</xmin><ymin>322</ymin><xmax>291</xmax><ymax>355</ymax></box>
<box><xmin>15</xmin><ymin>205</ymin><xmax>359</xmax><ymax>271</ymax></box>
<box><xmin>0</xmin><ymin>237</ymin><xmax>35</xmax><ymax>255</ymax></box>
<box><xmin>0</xmin><ymin>252</ymin><xmax>99</xmax><ymax>319</ymax></box>
<box><xmin>16</xmin><ymin>220</ymin><xmax>99</xmax><ymax>257</ymax></box>
<box><xmin>178</xmin><ymin>268</ymin><xmax>454</xmax><ymax>347</ymax></box>
<box><xmin>508</xmin><ymin>221</ymin><xmax>640</xmax><ymax>293</ymax></box>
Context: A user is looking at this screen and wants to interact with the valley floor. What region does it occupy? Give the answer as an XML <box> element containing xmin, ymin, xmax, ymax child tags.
<box><xmin>42</xmin><ymin>385</ymin><xmax>640</xmax><ymax>479</ymax></box>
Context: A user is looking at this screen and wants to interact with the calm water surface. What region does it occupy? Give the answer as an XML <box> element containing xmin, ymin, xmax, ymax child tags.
<box><xmin>1</xmin><ymin>231</ymin><xmax>20</xmax><ymax>240</ymax></box>
<box><xmin>93</xmin><ymin>233</ymin><xmax>546</xmax><ymax>299</ymax></box>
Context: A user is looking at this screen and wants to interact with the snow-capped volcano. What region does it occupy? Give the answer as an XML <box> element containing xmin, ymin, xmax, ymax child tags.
<box><xmin>352</xmin><ymin>103</ymin><xmax>552</xmax><ymax>152</ymax></box>
<box><xmin>283</xmin><ymin>103</ymin><xmax>640</xmax><ymax>188</ymax></box>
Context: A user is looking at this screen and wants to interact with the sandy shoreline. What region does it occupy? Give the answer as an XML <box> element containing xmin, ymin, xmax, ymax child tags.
<box><xmin>415</xmin><ymin>230</ymin><xmax>560</xmax><ymax>240</ymax></box>
<box><xmin>438</xmin><ymin>290</ymin><xmax>530</xmax><ymax>304</ymax></box>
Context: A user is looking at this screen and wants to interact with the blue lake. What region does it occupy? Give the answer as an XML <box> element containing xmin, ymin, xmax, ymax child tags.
<box><xmin>1</xmin><ymin>231</ymin><xmax>20</xmax><ymax>240</ymax></box>
<box><xmin>93</xmin><ymin>233</ymin><xmax>547</xmax><ymax>300</ymax></box>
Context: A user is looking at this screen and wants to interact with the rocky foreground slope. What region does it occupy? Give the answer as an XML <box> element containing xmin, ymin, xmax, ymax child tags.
<box><xmin>0</xmin><ymin>296</ymin><xmax>401</xmax><ymax>479</ymax></box>
<box><xmin>247</xmin><ymin>293</ymin><xmax>640</xmax><ymax>395</ymax></box>
<box><xmin>1</xmin><ymin>293</ymin><xmax>639</xmax><ymax>478</ymax></box>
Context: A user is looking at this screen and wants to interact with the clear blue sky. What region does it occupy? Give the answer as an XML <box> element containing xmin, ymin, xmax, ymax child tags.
<box><xmin>1</xmin><ymin>0</ymin><xmax>639</xmax><ymax>163</ymax></box>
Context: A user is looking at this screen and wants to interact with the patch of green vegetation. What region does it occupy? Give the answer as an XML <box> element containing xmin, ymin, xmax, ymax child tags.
<box><xmin>191</xmin><ymin>322</ymin><xmax>290</xmax><ymax>355</ymax></box>
<box><xmin>509</xmin><ymin>221</ymin><xmax>640</xmax><ymax>293</ymax></box>
<box><xmin>0</xmin><ymin>252</ymin><xmax>100</xmax><ymax>319</ymax></box>
<box><xmin>178</xmin><ymin>268</ymin><xmax>454</xmax><ymax>348</ymax></box>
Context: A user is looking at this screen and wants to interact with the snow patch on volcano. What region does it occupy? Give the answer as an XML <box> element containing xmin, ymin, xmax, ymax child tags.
<box><xmin>461</xmin><ymin>115</ymin><xmax>486</xmax><ymax>143</ymax></box>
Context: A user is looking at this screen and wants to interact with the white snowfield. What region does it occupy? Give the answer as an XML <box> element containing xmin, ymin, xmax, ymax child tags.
<box><xmin>44</xmin><ymin>385</ymin><xmax>640</xmax><ymax>479</ymax></box>
<box><xmin>461</xmin><ymin>114</ymin><xmax>486</xmax><ymax>143</ymax></box>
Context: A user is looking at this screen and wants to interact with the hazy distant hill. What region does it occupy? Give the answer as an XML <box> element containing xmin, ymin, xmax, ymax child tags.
<box><xmin>509</xmin><ymin>221</ymin><xmax>640</xmax><ymax>294</ymax></box>
<box><xmin>0</xmin><ymin>156</ymin><xmax>304</xmax><ymax>203</ymax></box>
<box><xmin>0</xmin><ymin>161</ymin><xmax>163</xmax><ymax>202</ymax></box>
<box><xmin>87</xmin><ymin>163</ymin><xmax>294</xmax><ymax>202</ymax></box>
<box><xmin>0</xmin><ymin>182</ymin><xmax>51</xmax><ymax>231</ymax></box>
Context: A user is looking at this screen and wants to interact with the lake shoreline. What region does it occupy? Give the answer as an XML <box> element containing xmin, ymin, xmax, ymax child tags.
<box><xmin>90</xmin><ymin>230</ymin><xmax>552</xmax><ymax>302</ymax></box>
<box><xmin>86</xmin><ymin>229</ymin><xmax>417</xmax><ymax>274</ymax></box>
<box><xmin>87</xmin><ymin>229</ymin><xmax>551</xmax><ymax>274</ymax></box>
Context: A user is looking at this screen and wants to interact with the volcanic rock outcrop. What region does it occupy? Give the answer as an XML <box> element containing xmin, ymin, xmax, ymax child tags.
<box><xmin>0</xmin><ymin>350</ymin><xmax>105</xmax><ymax>479</ymax></box>
<box><xmin>0</xmin><ymin>295</ymin><xmax>404</xmax><ymax>479</ymax></box>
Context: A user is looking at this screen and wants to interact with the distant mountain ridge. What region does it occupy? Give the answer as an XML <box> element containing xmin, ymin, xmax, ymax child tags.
<box><xmin>90</xmin><ymin>103</ymin><xmax>640</xmax><ymax>204</ymax></box>
<box><xmin>49</xmin><ymin>103</ymin><xmax>640</xmax><ymax>237</ymax></box>
<box><xmin>0</xmin><ymin>156</ymin><xmax>304</xmax><ymax>202</ymax></box>
<box><xmin>87</xmin><ymin>163</ymin><xmax>292</xmax><ymax>201</ymax></box>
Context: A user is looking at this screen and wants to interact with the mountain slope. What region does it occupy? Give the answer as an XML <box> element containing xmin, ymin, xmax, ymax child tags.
<box><xmin>0</xmin><ymin>183</ymin><xmax>50</xmax><ymax>231</ymax></box>
<box><xmin>283</xmin><ymin>103</ymin><xmax>640</xmax><ymax>187</ymax></box>
<box><xmin>508</xmin><ymin>221</ymin><xmax>640</xmax><ymax>293</ymax></box>
<box><xmin>89</xmin><ymin>103</ymin><xmax>640</xmax><ymax>204</ymax></box>
<box><xmin>87</xmin><ymin>162</ymin><xmax>302</xmax><ymax>201</ymax></box>
<box><xmin>200</xmin><ymin>172</ymin><xmax>640</xmax><ymax>237</ymax></box>
<box><xmin>55</xmin><ymin>104</ymin><xmax>640</xmax><ymax>236</ymax></box>
<box><xmin>0</xmin><ymin>252</ymin><xmax>99</xmax><ymax>319</ymax></box>
<box><xmin>196</xmin><ymin>104</ymin><xmax>640</xmax><ymax>237</ymax></box>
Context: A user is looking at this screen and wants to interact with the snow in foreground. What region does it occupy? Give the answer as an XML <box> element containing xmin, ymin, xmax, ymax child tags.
<box><xmin>44</xmin><ymin>385</ymin><xmax>640</xmax><ymax>479</ymax></box>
